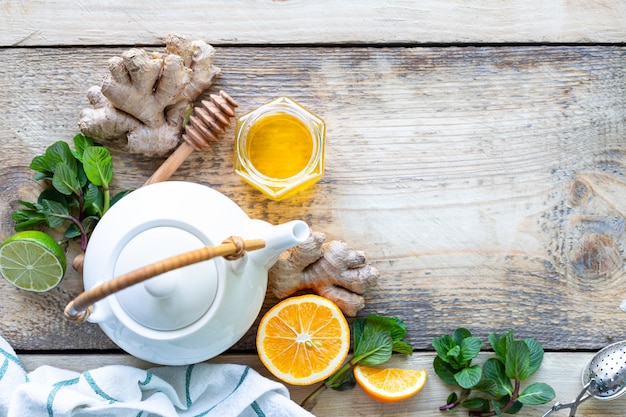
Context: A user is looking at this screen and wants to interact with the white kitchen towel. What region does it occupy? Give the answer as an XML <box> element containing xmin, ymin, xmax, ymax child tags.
<box><xmin>0</xmin><ymin>334</ymin><xmax>314</xmax><ymax>417</ymax></box>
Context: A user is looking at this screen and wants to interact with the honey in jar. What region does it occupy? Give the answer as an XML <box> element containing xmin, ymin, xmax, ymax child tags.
<box><xmin>246</xmin><ymin>112</ymin><xmax>313</xmax><ymax>179</ymax></box>
<box><xmin>234</xmin><ymin>97</ymin><xmax>326</xmax><ymax>200</ymax></box>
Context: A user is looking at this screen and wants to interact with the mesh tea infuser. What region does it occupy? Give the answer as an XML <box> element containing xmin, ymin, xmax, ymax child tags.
<box><xmin>542</xmin><ymin>340</ymin><xmax>626</xmax><ymax>416</ymax></box>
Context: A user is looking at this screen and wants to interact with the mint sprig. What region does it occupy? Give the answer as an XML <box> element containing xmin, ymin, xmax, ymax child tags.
<box><xmin>301</xmin><ymin>314</ymin><xmax>413</xmax><ymax>410</ymax></box>
<box><xmin>12</xmin><ymin>134</ymin><xmax>130</xmax><ymax>250</ymax></box>
<box><xmin>433</xmin><ymin>328</ymin><xmax>555</xmax><ymax>416</ymax></box>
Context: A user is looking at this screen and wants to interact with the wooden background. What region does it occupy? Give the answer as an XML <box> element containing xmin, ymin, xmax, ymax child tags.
<box><xmin>1</xmin><ymin>1</ymin><xmax>626</xmax><ymax>416</ymax></box>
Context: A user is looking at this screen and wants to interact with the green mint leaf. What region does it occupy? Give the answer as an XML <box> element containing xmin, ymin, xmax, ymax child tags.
<box><xmin>433</xmin><ymin>335</ymin><xmax>456</xmax><ymax>364</ymax></box>
<box><xmin>452</xmin><ymin>327</ymin><xmax>472</xmax><ymax>345</ymax></box>
<box><xmin>83</xmin><ymin>146</ymin><xmax>112</xmax><ymax>187</ymax></box>
<box><xmin>41</xmin><ymin>198</ymin><xmax>69</xmax><ymax>216</ymax></box>
<box><xmin>84</xmin><ymin>183</ymin><xmax>104</xmax><ymax>216</ymax></box>
<box><xmin>12</xmin><ymin>209</ymin><xmax>46</xmax><ymax>231</ymax></box>
<box><xmin>433</xmin><ymin>334</ymin><xmax>465</xmax><ymax>368</ymax></box>
<box><xmin>461</xmin><ymin>397</ymin><xmax>487</xmax><ymax>411</ymax></box>
<box><xmin>354</xmin><ymin>329</ymin><xmax>393</xmax><ymax>366</ymax></box>
<box><xmin>460</xmin><ymin>336</ymin><xmax>482</xmax><ymax>365</ymax></box>
<box><xmin>52</xmin><ymin>163</ymin><xmax>81</xmax><ymax>196</ymax></box>
<box><xmin>506</xmin><ymin>401</ymin><xmax>523</xmax><ymax>414</ymax></box>
<box><xmin>33</xmin><ymin>171</ymin><xmax>53</xmax><ymax>181</ymax></box>
<box><xmin>491</xmin><ymin>399</ymin><xmax>504</xmax><ymax>417</ymax></box>
<box><xmin>517</xmin><ymin>382</ymin><xmax>555</xmax><ymax>405</ymax></box>
<box><xmin>483</xmin><ymin>358</ymin><xmax>513</xmax><ymax>396</ymax></box>
<box><xmin>353</xmin><ymin>315</ymin><xmax>411</xmax><ymax>366</ymax></box>
<box><xmin>502</xmin><ymin>330</ymin><xmax>515</xmax><ymax>347</ymax></box>
<box><xmin>473</xmin><ymin>378</ymin><xmax>500</xmax><ymax>397</ymax></box>
<box><xmin>14</xmin><ymin>219</ymin><xmax>46</xmax><ymax>231</ymax></box>
<box><xmin>38</xmin><ymin>189</ymin><xmax>68</xmax><ymax>205</ymax></box>
<box><xmin>453</xmin><ymin>364</ymin><xmax>482</xmax><ymax>389</ymax></box>
<box><xmin>64</xmin><ymin>223</ymin><xmax>82</xmax><ymax>239</ymax></box>
<box><xmin>505</xmin><ymin>340</ymin><xmax>531</xmax><ymax>381</ymax></box>
<box><xmin>111</xmin><ymin>190</ymin><xmax>132</xmax><ymax>206</ymax></box>
<box><xmin>524</xmin><ymin>337</ymin><xmax>544</xmax><ymax>376</ymax></box>
<box><xmin>16</xmin><ymin>200</ymin><xmax>38</xmax><ymax>210</ymax></box>
<box><xmin>489</xmin><ymin>331</ymin><xmax>514</xmax><ymax>362</ymax></box>
<box><xmin>433</xmin><ymin>356</ymin><xmax>458</xmax><ymax>386</ymax></box>
<box><xmin>392</xmin><ymin>339</ymin><xmax>413</xmax><ymax>355</ymax></box>
<box><xmin>45</xmin><ymin>141</ymin><xmax>77</xmax><ymax>174</ymax></box>
<box><xmin>12</xmin><ymin>208</ymin><xmax>41</xmax><ymax>222</ymax></box>
<box><xmin>81</xmin><ymin>216</ymin><xmax>99</xmax><ymax>235</ymax></box>
<box><xmin>495</xmin><ymin>395</ymin><xmax>522</xmax><ymax>414</ymax></box>
<box><xmin>329</xmin><ymin>371</ymin><xmax>356</xmax><ymax>391</ymax></box>
<box><xmin>72</xmin><ymin>133</ymin><xmax>94</xmax><ymax>162</ymax></box>
<box><xmin>447</xmin><ymin>392</ymin><xmax>458</xmax><ymax>404</ymax></box>
<box><xmin>29</xmin><ymin>154</ymin><xmax>53</xmax><ymax>175</ymax></box>
<box><xmin>353</xmin><ymin>317</ymin><xmax>366</xmax><ymax>343</ymax></box>
<box><xmin>488</xmin><ymin>333</ymin><xmax>501</xmax><ymax>350</ymax></box>
<box><xmin>489</xmin><ymin>332</ymin><xmax>507</xmax><ymax>361</ymax></box>
<box><xmin>41</xmin><ymin>199</ymin><xmax>70</xmax><ymax>228</ymax></box>
<box><xmin>77</xmin><ymin>162</ymin><xmax>88</xmax><ymax>188</ymax></box>
<box><xmin>448</xmin><ymin>345</ymin><xmax>461</xmax><ymax>358</ymax></box>
<box><xmin>387</xmin><ymin>316</ymin><xmax>408</xmax><ymax>342</ymax></box>
<box><xmin>363</xmin><ymin>315</ymin><xmax>408</xmax><ymax>343</ymax></box>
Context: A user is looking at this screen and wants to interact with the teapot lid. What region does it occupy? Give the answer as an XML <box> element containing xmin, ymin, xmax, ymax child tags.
<box><xmin>113</xmin><ymin>226</ymin><xmax>219</xmax><ymax>331</ymax></box>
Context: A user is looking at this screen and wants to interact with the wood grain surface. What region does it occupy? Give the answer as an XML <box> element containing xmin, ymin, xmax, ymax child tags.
<box><xmin>2</xmin><ymin>0</ymin><xmax>626</xmax><ymax>46</ymax></box>
<box><xmin>2</xmin><ymin>45</ymin><xmax>626</xmax><ymax>352</ymax></box>
<box><xmin>2</xmin><ymin>2</ymin><xmax>626</xmax><ymax>415</ymax></box>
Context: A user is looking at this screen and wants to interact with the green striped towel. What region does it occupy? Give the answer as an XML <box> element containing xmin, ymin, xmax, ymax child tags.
<box><xmin>0</xmin><ymin>335</ymin><xmax>314</xmax><ymax>417</ymax></box>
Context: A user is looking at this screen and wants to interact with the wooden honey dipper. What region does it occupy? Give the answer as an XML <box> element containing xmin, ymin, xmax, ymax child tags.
<box><xmin>144</xmin><ymin>90</ymin><xmax>238</xmax><ymax>186</ymax></box>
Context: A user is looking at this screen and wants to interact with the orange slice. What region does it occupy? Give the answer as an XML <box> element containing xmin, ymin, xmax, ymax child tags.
<box><xmin>256</xmin><ymin>294</ymin><xmax>350</xmax><ymax>385</ymax></box>
<box><xmin>354</xmin><ymin>365</ymin><xmax>427</xmax><ymax>403</ymax></box>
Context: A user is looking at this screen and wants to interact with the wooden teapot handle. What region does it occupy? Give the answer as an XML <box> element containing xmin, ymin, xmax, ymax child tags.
<box><xmin>64</xmin><ymin>236</ymin><xmax>266</xmax><ymax>322</ymax></box>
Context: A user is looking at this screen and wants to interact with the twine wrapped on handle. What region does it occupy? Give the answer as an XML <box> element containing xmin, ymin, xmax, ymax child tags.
<box><xmin>64</xmin><ymin>236</ymin><xmax>265</xmax><ymax>322</ymax></box>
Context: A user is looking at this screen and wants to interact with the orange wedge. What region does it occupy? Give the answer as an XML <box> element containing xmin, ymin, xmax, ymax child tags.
<box><xmin>354</xmin><ymin>365</ymin><xmax>427</xmax><ymax>403</ymax></box>
<box><xmin>256</xmin><ymin>294</ymin><xmax>350</xmax><ymax>385</ymax></box>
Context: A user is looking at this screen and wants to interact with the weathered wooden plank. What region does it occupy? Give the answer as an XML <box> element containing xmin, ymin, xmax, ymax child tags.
<box><xmin>1</xmin><ymin>0</ymin><xmax>626</xmax><ymax>47</ymax></box>
<box><xmin>18</xmin><ymin>352</ymin><xmax>624</xmax><ymax>417</ymax></box>
<box><xmin>1</xmin><ymin>45</ymin><xmax>626</xmax><ymax>354</ymax></box>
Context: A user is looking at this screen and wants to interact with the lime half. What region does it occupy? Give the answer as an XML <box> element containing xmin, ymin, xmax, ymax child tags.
<box><xmin>0</xmin><ymin>231</ymin><xmax>67</xmax><ymax>292</ymax></box>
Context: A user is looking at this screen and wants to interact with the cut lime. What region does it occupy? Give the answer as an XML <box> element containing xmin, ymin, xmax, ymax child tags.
<box><xmin>0</xmin><ymin>231</ymin><xmax>67</xmax><ymax>292</ymax></box>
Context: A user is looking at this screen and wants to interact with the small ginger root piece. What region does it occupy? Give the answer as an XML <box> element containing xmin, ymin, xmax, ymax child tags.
<box><xmin>269</xmin><ymin>231</ymin><xmax>380</xmax><ymax>316</ymax></box>
<box><xmin>79</xmin><ymin>33</ymin><xmax>220</xmax><ymax>157</ymax></box>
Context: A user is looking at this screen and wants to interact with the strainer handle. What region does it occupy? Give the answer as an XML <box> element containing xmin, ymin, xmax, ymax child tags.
<box><xmin>63</xmin><ymin>236</ymin><xmax>265</xmax><ymax>322</ymax></box>
<box><xmin>541</xmin><ymin>381</ymin><xmax>591</xmax><ymax>417</ymax></box>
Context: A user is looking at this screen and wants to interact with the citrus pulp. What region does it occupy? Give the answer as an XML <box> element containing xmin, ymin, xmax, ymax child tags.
<box><xmin>354</xmin><ymin>365</ymin><xmax>427</xmax><ymax>403</ymax></box>
<box><xmin>0</xmin><ymin>231</ymin><xmax>66</xmax><ymax>292</ymax></box>
<box><xmin>256</xmin><ymin>294</ymin><xmax>350</xmax><ymax>385</ymax></box>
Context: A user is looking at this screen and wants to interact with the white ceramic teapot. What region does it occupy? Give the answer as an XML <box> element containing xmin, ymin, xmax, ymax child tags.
<box><xmin>64</xmin><ymin>181</ymin><xmax>310</xmax><ymax>365</ymax></box>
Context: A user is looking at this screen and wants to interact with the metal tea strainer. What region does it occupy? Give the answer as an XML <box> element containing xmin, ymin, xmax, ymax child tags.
<box><xmin>542</xmin><ymin>340</ymin><xmax>626</xmax><ymax>416</ymax></box>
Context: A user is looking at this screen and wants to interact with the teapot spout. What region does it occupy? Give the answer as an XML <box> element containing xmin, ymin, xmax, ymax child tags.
<box><xmin>249</xmin><ymin>220</ymin><xmax>310</xmax><ymax>269</ymax></box>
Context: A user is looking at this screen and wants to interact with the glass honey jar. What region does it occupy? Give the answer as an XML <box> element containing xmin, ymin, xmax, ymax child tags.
<box><xmin>234</xmin><ymin>97</ymin><xmax>326</xmax><ymax>200</ymax></box>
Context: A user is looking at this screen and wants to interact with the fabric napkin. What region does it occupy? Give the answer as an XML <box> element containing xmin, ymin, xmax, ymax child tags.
<box><xmin>0</xmin><ymin>334</ymin><xmax>315</xmax><ymax>417</ymax></box>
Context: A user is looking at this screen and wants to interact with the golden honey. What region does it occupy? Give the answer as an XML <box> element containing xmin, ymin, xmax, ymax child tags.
<box><xmin>234</xmin><ymin>97</ymin><xmax>326</xmax><ymax>200</ymax></box>
<box><xmin>246</xmin><ymin>112</ymin><xmax>313</xmax><ymax>179</ymax></box>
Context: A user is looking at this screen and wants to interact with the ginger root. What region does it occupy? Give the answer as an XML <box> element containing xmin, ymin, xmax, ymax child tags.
<box><xmin>268</xmin><ymin>231</ymin><xmax>380</xmax><ymax>317</ymax></box>
<box><xmin>78</xmin><ymin>33</ymin><xmax>220</xmax><ymax>157</ymax></box>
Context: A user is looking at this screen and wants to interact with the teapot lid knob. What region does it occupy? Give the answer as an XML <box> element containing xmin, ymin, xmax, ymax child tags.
<box><xmin>113</xmin><ymin>226</ymin><xmax>219</xmax><ymax>331</ymax></box>
<box><xmin>144</xmin><ymin>275</ymin><xmax>177</xmax><ymax>298</ymax></box>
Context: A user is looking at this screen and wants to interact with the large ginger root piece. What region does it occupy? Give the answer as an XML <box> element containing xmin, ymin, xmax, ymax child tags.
<box><xmin>79</xmin><ymin>33</ymin><xmax>220</xmax><ymax>157</ymax></box>
<box><xmin>269</xmin><ymin>231</ymin><xmax>380</xmax><ymax>317</ymax></box>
